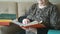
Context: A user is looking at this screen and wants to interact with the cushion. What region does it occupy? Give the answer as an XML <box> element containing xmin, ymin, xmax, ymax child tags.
<box><xmin>48</xmin><ymin>30</ymin><xmax>60</xmax><ymax>34</ymax></box>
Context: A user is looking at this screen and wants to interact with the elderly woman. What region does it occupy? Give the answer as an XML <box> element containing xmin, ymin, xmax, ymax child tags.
<box><xmin>17</xmin><ymin>0</ymin><xmax>59</xmax><ymax>34</ymax></box>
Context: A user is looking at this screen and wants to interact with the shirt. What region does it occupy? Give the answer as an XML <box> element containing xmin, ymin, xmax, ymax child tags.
<box><xmin>25</xmin><ymin>3</ymin><xmax>59</xmax><ymax>28</ymax></box>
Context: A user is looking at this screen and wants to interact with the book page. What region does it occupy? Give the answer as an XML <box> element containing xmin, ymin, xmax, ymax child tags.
<box><xmin>12</xmin><ymin>19</ymin><xmax>38</xmax><ymax>26</ymax></box>
<box><xmin>12</xmin><ymin>19</ymin><xmax>45</xmax><ymax>28</ymax></box>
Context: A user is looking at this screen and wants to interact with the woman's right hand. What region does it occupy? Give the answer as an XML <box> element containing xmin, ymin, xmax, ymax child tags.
<box><xmin>21</xmin><ymin>18</ymin><xmax>30</xmax><ymax>30</ymax></box>
<box><xmin>22</xmin><ymin>18</ymin><xmax>30</xmax><ymax>24</ymax></box>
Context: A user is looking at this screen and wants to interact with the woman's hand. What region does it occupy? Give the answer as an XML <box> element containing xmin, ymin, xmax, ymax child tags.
<box><xmin>22</xmin><ymin>19</ymin><xmax>30</xmax><ymax>24</ymax></box>
<box><xmin>21</xmin><ymin>18</ymin><xmax>30</xmax><ymax>30</ymax></box>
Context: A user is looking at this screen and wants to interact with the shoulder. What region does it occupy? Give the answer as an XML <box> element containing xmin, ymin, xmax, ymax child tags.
<box><xmin>49</xmin><ymin>3</ymin><xmax>57</xmax><ymax>9</ymax></box>
<box><xmin>29</xmin><ymin>3</ymin><xmax>38</xmax><ymax>10</ymax></box>
<box><xmin>31</xmin><ymin>3</ymin><xmax>38</xmax><ymax>8</ymax></box>
<box><xmin>32</xmin><ymin>3</ymin><xmax>38</xmax><ymax>6</ymax></box>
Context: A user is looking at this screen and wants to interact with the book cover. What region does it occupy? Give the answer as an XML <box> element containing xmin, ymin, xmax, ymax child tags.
<box><xmin>0</xmin><ymin>19</ymin><xmax>12</xmax><ymax>26</ymax></box>
<box><xmin>0</xmin><ymin>14</ymin><xmax>16</xmax><ymax>20</ymax></box>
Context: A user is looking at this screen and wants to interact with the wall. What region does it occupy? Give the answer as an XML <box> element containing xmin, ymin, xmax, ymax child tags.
<box><xmin>0</xmin><ymin>2</ymin><xmax>16</xmax><ymax>14</ymax></box>
<box><xmin>0</xmin><ymin>0</ymin><xmax>19</xmax><ymax>2</ymax></box>
<box><xmin>20</xmin><ymin>0</ymin><xmax>60</xmax><ymax>3</ymax></box>
<box><xmin>18</xmin><ymin>2</ymin><xmax>34</xmax><ymax>17</ymax></box>
<box><xmin>49</xmin><ymin>0</ymin><xmax>60</xmax><ymax>4</ymax></box>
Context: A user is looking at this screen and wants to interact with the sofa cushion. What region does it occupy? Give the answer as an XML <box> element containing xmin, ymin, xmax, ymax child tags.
<box><xmin>48</xmin><ymin>30</ymin><xmax>60</xmax><ymax>34</ymax></box>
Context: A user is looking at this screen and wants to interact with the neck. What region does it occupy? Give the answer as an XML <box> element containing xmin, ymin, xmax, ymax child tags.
<box><xmin>38</xmin><ymin>4</ymin><xmax>47</xmax><ymax>9</ymax></box>
<box><xmin>39</xmin><ymin>4</ymin><xmax>46</xmax><ymax>6</ymax></box>
<box><xmin>38</xmin><ymin>2</ymin><xmax>49</xmax><ymax>9</ymax></box>
<box><xmin>38</xmin><ymin>2</ymin><xmax>49</xmax><ymax>6</ymax></box>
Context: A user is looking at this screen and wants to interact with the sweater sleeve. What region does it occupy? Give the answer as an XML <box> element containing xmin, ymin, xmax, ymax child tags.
<box><xmin>50</xmin><ymin>5</ymin><xmax>58</xmax><ymax>29</ymax></box>
<box><xmin>18</xmin><ymin>3</ymin><xmax>37</xmax><ymax>22</ymax></box>
<box><xmin>25</xmin><ymin>3</ymin><xmax>37</xmax><ymax>16</ymax></box>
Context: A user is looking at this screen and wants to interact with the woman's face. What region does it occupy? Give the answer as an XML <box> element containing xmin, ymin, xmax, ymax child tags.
<box><xmin>37</xmin><ymin>0</ymin><xmax>48</xmax><ymax>4</ymax></box>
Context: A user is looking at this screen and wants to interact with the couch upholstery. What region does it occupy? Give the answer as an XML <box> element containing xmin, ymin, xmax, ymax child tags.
<box><xmin>48</xmin><ymin>30</ymin><xmax>60</xmax><ymax>34</ymax></box>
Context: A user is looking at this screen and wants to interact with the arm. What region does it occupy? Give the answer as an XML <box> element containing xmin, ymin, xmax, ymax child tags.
<box><xmin>50</xmin><ymin>5</ymin><xmax>58</xmax><ymax>29</ymax></box>
<box><xmin>18</xmin><ymin>3</ymin><xmax>37</xmax><ymax>22</ymax></box>
<box><xmin>25</xmin><ymin>3</ymin><xmax>37</xmax><ymax>16</ymax></box>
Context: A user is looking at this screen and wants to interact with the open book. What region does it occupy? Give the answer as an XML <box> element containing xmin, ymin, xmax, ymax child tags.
<box><xmin>12</xmin><ymin>19</ymin><xmax>46</xmax><ymax>28</ymax></box>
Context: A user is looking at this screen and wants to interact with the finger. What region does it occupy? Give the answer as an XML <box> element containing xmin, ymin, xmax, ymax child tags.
<box><xmin>23</xmin><ymin>19</ymin><xmax>28</xmax><ymax>24</ymax></box>
<box><xmin>22</xmin><ymin>19</ymin><xmax>30</xmax><ymax>24</ymax></box>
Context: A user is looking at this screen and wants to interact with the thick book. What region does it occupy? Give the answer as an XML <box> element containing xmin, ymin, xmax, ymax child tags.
<box><xmin>12</xmin><ymin>19</ymin><xmax>46</xmax><ymax>28</ymax></box>
<box><xmin>0</xmin><ymin>19</ymin><xmax>12</xmax><ymax>26</ymax></box>
<box><xmin>0</xmin><ymin>14</ymin><xmax>16</xmax><ymax>20</ymax></box>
